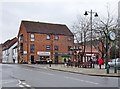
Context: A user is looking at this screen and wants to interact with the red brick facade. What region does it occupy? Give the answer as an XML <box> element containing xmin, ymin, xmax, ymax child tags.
<box><xmin>18</xmin><ymin>21</ymin><xmax>74</xmax><ymax>63</ymax></box>
<box><xmin>0</xmin><ymin>44</ymin><xmax>2</xmax><ymax>63</ymax></box>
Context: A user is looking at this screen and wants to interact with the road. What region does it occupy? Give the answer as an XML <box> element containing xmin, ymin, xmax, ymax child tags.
<box><xmin>1</xmin><ymin>64</ymin><xmax>119</xmax><ymax>88</ymax></box>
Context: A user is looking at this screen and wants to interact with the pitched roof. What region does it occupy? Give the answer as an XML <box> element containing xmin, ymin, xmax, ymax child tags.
<box><xmin>21</xmin><ymin>20</ymin><xmax>73</xmax><ymax>36</ymax></box>
<box><xmin>2</xmin><ymin>37</ymin><xmax>17</xmax><ymax>51</ymax></box>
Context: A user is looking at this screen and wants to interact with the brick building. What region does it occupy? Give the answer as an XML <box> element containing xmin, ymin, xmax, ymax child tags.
<box><xmin>0</xmin><ymin>44</ymin><xmax>2</xmax><ymax>63</ymax></box>
<box><xmin>18</xmin><ymin>20</ymin><xmax>74</xmax><ymax>64</ymax></box>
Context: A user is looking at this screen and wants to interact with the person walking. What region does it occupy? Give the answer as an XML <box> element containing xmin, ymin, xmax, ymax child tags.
<box><xmin>89</xmin><ymin>58</ymin><xmax>93</xmax><ymax>68</ymax></box>
<box><xmin>47</xmin><ymin>58</ymin><xmax>52</xmax><ymax>67</ymax></box>
<box><xmin>98</xmin><ymin>57</ymin><xmax>103</xmax><ymax>69</ymax></box>
<box><xmin>92</xmin><ymin>57</ymin><xmax>97</xmax><ymax>68</ymax></box>
<box><xmin>64</xmin><ymin>58</ymin><xmax>67</xmax><ymax>66</ymax></box>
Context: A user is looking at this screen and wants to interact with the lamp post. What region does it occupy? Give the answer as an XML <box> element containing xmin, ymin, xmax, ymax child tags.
<box><xmin>84</xmin><ymin>10</ymin><xmax>98</xmax><ymax>59</ymax></box>
<box><xmin>107</xmin><ymin>31</ymin><xmax>116</xmax><ymax>74</ymax></box>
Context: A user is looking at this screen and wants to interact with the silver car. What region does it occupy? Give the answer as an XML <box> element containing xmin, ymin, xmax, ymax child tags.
<box><xmin>108</xmin><ymin>58</ymin><xmax>120</xmax><ymax>68</ymax></box>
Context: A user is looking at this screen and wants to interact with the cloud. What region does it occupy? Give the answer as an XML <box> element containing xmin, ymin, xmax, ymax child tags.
<box><xmin>0</xmin><ymin>0</ymin><xmax>119</xmax><ymax>43</ymax></box>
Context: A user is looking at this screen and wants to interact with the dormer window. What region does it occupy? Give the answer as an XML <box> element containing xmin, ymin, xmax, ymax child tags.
<box><xmin>68</xmin><ymin>36</ymin><xmax>71</xmax><ymax>41</ymax></box>
<box><xmin>54</xmin><ymin>35</ymin><xmax>59</xmax><ymax>40</ymax></box>
<box><xmin>46</xmin><ymin>35</ymin><xmax>50</xmax><ymax>40</ymax></box>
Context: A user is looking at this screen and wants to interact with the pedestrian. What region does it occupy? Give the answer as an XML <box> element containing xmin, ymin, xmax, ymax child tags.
<box><xmin>89</xmin><ymin>58</ymin><xmax>93</xmax><ymax>68</ymax></box>
<box><xmin>13</xmin><ymin>58</ymin><xmax>15</xmax><ymax>63</ymax></box>
<box><xmin>68</xmin><ymin>58</ymin><xmax>71</xmax><ymax>67</ymax></box>
<box><xmin>98</xmin><ymin>57</ymin><xmax>103</xmax><ymax>69</ymax></box>
<box><xmin>92</xmin><ymin>57</ymin><xmax>97</xmax><ymax>68</ymax></box>
<box><xmin>64</xmin><ymin>58</ymin><xmax>67</xmax><ymax>66</ymax></box>
<box><xmin>47</xmin><ymin>58</ymin><xmax>52</xmax><ymax>67</ymax></box>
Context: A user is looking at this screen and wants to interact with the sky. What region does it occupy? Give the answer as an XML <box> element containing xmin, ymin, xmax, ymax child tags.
<box><xmin>0</xmin><ymin>0</ymin><xmax>119</xmax><ymax>43</ymax></box>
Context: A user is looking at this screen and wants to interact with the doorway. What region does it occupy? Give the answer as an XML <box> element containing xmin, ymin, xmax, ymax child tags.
<box><xmin>31</xmin><ymin>55</ymin><xmax>34</xmax><ymax>64</ymax></box>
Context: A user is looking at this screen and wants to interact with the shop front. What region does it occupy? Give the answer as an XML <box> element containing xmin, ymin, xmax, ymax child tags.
<box><xmin>54</xmin><ymin>52</ymin><xmax>71</xmax><ymax>63</ymax></box>
<box><xmin>36</xmin><ymin>51</ymin><xmax>51</xmax><ymax>64</ymax></box>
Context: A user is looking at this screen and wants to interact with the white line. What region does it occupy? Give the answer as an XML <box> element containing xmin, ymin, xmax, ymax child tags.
<box><xmin>23</xmin><ymin>68</ymin><xmax>54</xmax><ymax>75</ymax></box>
<box><xmin>19</xmin><ymin>85</ymin><xmax>24</xmax><ymax>87</ymax></box>
<box><xmin>2</xmin><ymin>80</ymin><xmax>17</xmax><ymax>84</ymax></box>
<box><xmin>25</xmin><ymin>84</ymin><xmax>31</xmax><ymax>87</ymax></box>
<box><xmin>22</xmin><ymin>82</ymin><xmax>26</xmax><ymax>85</ymax></box>
<box><xmin>64</xmin><ymin>76</ymin><xmax>99</xmax><ymax>85</ymax></box>
<box><xmin>24</xmin><ymin>68</ymin><xmax>33</xmax><ymax>71</ymax></box>
<box><xmin>39</xmin><ymin>71</ymin><xmax>54</xmax><ymax>75</ymax></box>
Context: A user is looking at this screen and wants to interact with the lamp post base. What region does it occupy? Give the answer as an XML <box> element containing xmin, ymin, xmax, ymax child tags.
<box><xmin>114</xmin><ymin>66</ymin><xmax>117</xmax><ymax>73</ymax></box>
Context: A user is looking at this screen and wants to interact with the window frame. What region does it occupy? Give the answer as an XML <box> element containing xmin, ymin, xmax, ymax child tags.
<box><xmin>54</xmin><ymin>45</ymin><xmax>59</xmax><ymax>50</ymax></box>
<box><xmin>68</xmin><ymin>36</ymin><xmax>71</xmax><ymax>41</ymax></box>
<box><xmin>46</xmin><ymin>35</ymin><xmax>50</xmax><ymax>40</ymax></box>
<box><xmin>54</xmin><ymin>35</ymin><xmax>59</xmax><ymax>40</ymax></box>
<box><xmin>30</xmin><ymin>33</ymin><xmax>35</xmax><ymax>41</ymax></box>
<box><xmin>46</xmin><ymin>45</ymin><xmax>50</xmax><ymax>50</ymax></box>
<box><xmin>30</xmin><ymin>44</ymin><xmax>35</xmax><ymax>53</ymax></box>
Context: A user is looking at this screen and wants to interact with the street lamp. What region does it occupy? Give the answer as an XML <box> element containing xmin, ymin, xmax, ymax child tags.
<box><xmin>107</xmin><ymin>31</ymin><xmax>116</xmax><ymax>74</ymax></box>
<box><xmin>84</xmin><ymin>10</ymin><xmax>98</xmax><ymax>59</ymax></box>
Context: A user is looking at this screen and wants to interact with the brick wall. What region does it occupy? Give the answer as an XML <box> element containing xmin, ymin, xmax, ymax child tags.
<box><xmin>0</xmin><ymin>44</ymin><xmax>2</xmax><ymax>63</ymax></box>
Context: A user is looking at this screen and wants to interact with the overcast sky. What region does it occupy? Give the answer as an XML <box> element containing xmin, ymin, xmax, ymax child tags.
<box><xmin>0</xmin><ymin>0</ymin><xmax>119</xmax><ymax>43</ymax></box>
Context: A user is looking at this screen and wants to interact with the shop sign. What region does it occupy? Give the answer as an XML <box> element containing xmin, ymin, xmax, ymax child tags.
<box><xmin>37</xmin><ymin>51</ymin><xmax>50</xmax><ymax>56</ymax></box>
<box><xmin>54</xmin><ymin>52</ymin><xmax>70</xmax><ymax>56</ymax></box>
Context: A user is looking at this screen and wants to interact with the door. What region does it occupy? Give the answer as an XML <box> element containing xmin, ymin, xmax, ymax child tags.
<box><xmin>55</xmin><ymin>56</ymin><xmax>58</xmax><ymax>64</ymax></box>
<box><xmin>31</xmin><ymin>55</ymin><xmax>34</xmax><ymax>64</ymax></box>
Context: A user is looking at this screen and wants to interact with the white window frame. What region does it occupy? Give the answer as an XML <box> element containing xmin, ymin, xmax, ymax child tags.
<box><xmin>46</xmin><ymin>35</ymin><xmax>50</xmax><ymax>40</ymax></box>
<box><xmin>54</xmin><ymin>35</ymin><xmax>59</xmax><ymax>40</ymax></box>
<box><xmin>30</xmin><ymin>34</ymin><xmax>35</xmax><ymax>41</ymax></box>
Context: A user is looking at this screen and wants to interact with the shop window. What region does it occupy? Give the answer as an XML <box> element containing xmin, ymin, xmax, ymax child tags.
<box><xmin>30</xmin><ymin>44</ymin><xmax>35</xmax><ymax>53</ymax></box>
<box><xmin>30</xmin><ymin>34</ymin><xmax>35</xmax><ymax>41</ymax></box>
<box><xmin>46</xmin><ymin>45</ymin><xmax>50</xmax><ymax>50</ymax></box>
<box><xmin>46</xmin><ymin>35</ymin><xmax>50</xmax><ymax>40</ymax></box>
<box><xmin>54</xmin><ymin>46</ymin><xmax>59</xmax><ymax>50</ymax></box>
<box><xmin>54</xmin><ymin>35</ymin><xmax>59</xmax><ymax>40</ymax></box>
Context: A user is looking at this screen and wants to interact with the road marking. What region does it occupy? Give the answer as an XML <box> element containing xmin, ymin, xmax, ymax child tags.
<box><xmin>24</xmin><ymin>68</ymin><xmax>33</xmax><ymax>71</ymax></box>
<box><xmin>19</xmin><ymin>85</ymin><xmax>24</xmax><ymax>87</ymax></box>
<box><xmin>39</xmin><ymin>71</ymin><xmax>54</xmax><ymax>75</ymax></box>
<box><xmin>2</xmin><ymin>80</ymin><xmax>17</xmax><ymax>84</ymax></box>
<box><xmin>18</xmin><ymin>80</ymin><xmax>31</xmax><ymax>87</ymax></box>
<box><xmin>64</xmin><ymin>76</ymin><xmax>99</xmax><ymax>85</ymax></box>
<box><xmin>23</xmin><ymin>68</ymin><xmax>54</xmax><ymax>76</ymax></box>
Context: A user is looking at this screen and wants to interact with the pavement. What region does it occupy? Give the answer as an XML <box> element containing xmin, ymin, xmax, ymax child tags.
<box><xmin>23</xmin><ymin>64</ymin><xmax>120</xmax><ymax>77</ymax></box>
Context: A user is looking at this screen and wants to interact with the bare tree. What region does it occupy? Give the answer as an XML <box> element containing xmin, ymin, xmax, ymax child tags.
<box><xmin>71</xmin><ymin>15</ymin><xmax>91</xmax><ymax>62</ymax></box>
<box><xmin>92</xmin><ymin>6</ymin><xmax>118</xmax><ymax>60</ymax></box>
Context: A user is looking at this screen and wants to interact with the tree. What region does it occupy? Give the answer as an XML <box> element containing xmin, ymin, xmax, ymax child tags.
<box><xmin>92</xmin><ymin>6</ymin><xmax>118</xmax><ymax>60</ymax></box>
<box><xmin>71</xmin><ymin>15</ymin><xmax>91</xmax><ymax>62</ymax></box>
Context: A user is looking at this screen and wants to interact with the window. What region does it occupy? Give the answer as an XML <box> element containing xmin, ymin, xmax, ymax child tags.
<box><xmin>30</xmin><ymin>34</ymin><xmax>35</xmax><ymax>41</ymax></box>
<box><xmin>54</xmin><ymin>46</ymin><xmax>59</xmax><ymax>50</ymax></box>
<box><xmin>54</xmin><ymin>35</ymin><xmax>59</xmax><ymax>40</ymax></box>
<box><xmin>46</xmin><ymin>45</ymin><xmax>50</xmax><ymax>50</ymax></box>
<box><xmin>20</xmin><ymin>43</ymin><xmax>23</xmax><ymax>54</ymax></box>
<box><xmin>46</xmin><ymin>35</ymin><xmax>50</xmax><ymax>40</ymax></box>
<box><xmin>68</xmin><ymin>36</ymin><xmax>71</xmax><ymax>41</ymax></box>
<box><xmin>30</xmin><ymin>44</ymin><xmax>35</xmax><ymax>53</ymax></box>
<box><xmin>19</xmin><ymin>34</ymin><xmax>23</xmax><ymax>41</ymax></box>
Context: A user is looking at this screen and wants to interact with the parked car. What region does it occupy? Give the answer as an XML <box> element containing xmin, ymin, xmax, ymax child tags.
<box><xmin>108</xmin><ymin>58</ymin><xmax>120</xmax><ymax>69</ymax></box>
